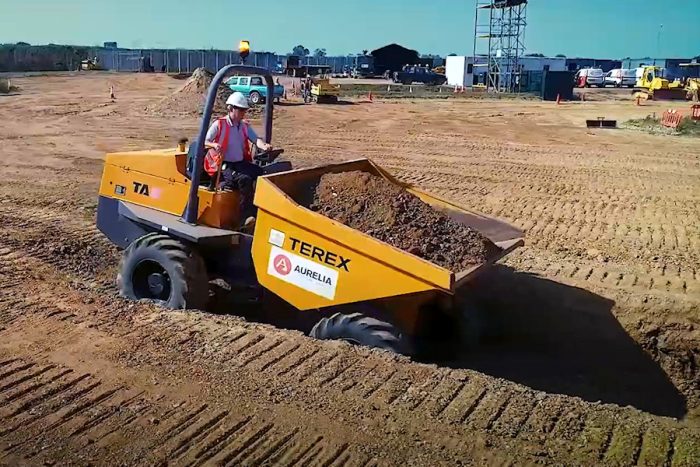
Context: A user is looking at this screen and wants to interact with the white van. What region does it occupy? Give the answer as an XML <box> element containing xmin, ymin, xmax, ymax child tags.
<box><xmin>605</xmin><ymin>69</ymin><xmax>637</xmax><ymax>88</ymax></box>
<box><xmin>576</xmin><ymin>68</ymin><xmax>605</xmax><ymax>87</ymax></box>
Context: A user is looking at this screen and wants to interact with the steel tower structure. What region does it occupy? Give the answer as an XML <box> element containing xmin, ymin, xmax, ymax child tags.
<box><xmin>473</xmin><ymin>0</ymin><xmax>528</xmax><ymax>93</ymax></box>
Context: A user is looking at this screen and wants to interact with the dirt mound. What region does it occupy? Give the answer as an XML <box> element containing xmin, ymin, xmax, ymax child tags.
<box><xmin>305</xmin><ymin>171</ymin><xmax>501</xmax><ymax>271</ymax></box>
<box><xmin>148</xmin><ymin>67</ymin><xmax>260</xmax><ymax>117</ymax></box>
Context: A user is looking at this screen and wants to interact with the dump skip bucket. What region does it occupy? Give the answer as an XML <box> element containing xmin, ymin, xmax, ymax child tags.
<box><xmin>251</xmin><ymin>159</ymin><xmax>524</xmax><ymax>310</ymax></box>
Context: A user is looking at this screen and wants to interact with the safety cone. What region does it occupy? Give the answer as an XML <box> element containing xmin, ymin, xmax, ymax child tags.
<box><xmin>556</xmin><ymin>93</ymin><xmax>561</xmax><ymax>105</ymax></box>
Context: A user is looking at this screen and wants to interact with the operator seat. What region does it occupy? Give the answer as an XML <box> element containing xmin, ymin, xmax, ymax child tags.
<box><xmin>185</xmin><ymin>139</ymin><xmax>215</xmax><ymax>188</ymax></box>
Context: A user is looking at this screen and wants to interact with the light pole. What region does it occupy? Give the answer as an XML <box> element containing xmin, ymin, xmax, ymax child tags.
<box><xmin>657</xmin><ymin>24</ymin><xmax>663</xmax><ymax>64</ymax></box>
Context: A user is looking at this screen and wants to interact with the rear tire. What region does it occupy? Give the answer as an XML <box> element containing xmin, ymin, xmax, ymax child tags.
<box><xmin>249</xmin><ymin>91</ymin><xmax>262</xmax><ymax>105</ymax></box>
<box><xmin>117</xmin><ymin>233</ymin><xmax>208</xmax><ymax>310</ymax></box>
<box><xmin>310</xmin><ymin>312</ymin><xmax>404</xmax><ymax>354</ymax></box>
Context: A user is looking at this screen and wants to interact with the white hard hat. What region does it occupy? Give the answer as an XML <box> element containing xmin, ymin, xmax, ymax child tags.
<box><xmin>225</xmin><ymin>91</ymin><xmax>249</xmax><ymax>109</ymax></box>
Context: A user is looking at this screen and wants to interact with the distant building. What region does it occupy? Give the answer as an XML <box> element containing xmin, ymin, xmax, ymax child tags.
<box><xmin>519</xmin><ymin>56</ymin><xmax>566</xmax><ymax>72</ymax></box>
<box><xmin>565</xmin><ymin>58</ymin><xmax>621</xmax><ymax>72</ymax></box>
<box><xmin>103</xmin><ymin>42</ymin><xmax>118</xmax><ymax>49</ymax></box>
<box><xmin>621</xmin><ymin>58</ymin><xmax>693</xmax><ymax>78</ymax></box>
<box><xmin>371</xmin><ymin>44</ymin><xmax>419</xmax><ymax>74</ymax></box>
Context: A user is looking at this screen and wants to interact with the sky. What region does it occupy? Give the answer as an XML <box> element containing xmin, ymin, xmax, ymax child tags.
<box><xmin>1</xmin><ymin>0</ymin><xmax>699</xmax><ymax>58</ymax></box>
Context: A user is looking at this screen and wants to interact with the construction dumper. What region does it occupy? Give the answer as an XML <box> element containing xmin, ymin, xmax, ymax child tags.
<box><xmin>310</xmin><ymin>77</ymin><xmax>340</xmax><ymax>103</ymax></box>
<box><xmin>96</xmin><ymin>61</ymin><xmax>524</xmax><ymax>356</ymax></box>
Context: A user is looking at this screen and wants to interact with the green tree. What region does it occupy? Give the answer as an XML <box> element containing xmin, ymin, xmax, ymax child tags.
<box><xmin>292</xmin><ymin>45</ymin><xmax>309</xmax><ymax>56</ymax></box>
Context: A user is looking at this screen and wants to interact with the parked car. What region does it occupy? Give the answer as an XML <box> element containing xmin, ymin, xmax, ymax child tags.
<box><xmin>393</xmin><ymin>65</ymin><xmax>447</xmax><ymax>85</ymax></box>
<box><xmin>224</xmin><ymin>75</ymin><xmax>284</xmax><ymax>104</ymax></box>
<box><xmin>605</xmin><ymin>69</ymin><xmax>637</xmax><ymax>88</ymax></box>
<box><xmin>575</xmin><ymin>68</ymin><xmax>604</xmax><ymax>88</ymax></box>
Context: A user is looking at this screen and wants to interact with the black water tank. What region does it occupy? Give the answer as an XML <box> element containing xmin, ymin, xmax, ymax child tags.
<box><xmin>494</xmin><ymin>0</ymin><xmax>528</xmax><ymax>7</ymax></box>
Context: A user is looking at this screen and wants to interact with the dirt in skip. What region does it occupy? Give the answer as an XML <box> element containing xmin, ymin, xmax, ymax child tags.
<box><xmin>304</xmin><ymin>170</ymin><xmax>501</xmax><ymax>271</ymax></box>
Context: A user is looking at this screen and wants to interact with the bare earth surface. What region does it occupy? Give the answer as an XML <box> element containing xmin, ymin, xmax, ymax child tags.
<box><xmin>0</xmin><ymin>72</ymin><xmax>698</xmax><ymax>466</ymax></box>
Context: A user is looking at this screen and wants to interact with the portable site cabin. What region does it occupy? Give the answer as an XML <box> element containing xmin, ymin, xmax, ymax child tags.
<box><xmin>446</xmin><ymin>56</ymin><xmax>475</xmax><ymax>88</ymax></box>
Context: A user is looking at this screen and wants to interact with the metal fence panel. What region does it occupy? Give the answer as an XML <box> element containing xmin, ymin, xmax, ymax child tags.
<box><xmin>89</xmin><ymin>48</ymin><xmax>367</xmax><ymax>74</ymax></box>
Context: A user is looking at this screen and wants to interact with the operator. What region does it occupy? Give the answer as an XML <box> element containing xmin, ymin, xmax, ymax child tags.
<box><xmin>204</xmin><ymin>91</ymin><xmax>272</xmax><ymax>228</ymax></box>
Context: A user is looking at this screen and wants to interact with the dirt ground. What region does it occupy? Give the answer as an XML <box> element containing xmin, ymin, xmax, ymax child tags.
<box><xmin>0</xmin><ymin>72</ymin><xmax>698</xmax><ymax>466</ymax></box>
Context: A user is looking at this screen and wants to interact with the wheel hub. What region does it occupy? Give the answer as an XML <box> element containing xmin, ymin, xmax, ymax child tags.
<box><xmin>147</xmin><ymin>273</ymin><xmax>166</xmax><ymax>296</ymax></box>
<box><xmin>132</xmin><ymin>260</ymin><xmax>172</xmax><ymax>302</ymax></box>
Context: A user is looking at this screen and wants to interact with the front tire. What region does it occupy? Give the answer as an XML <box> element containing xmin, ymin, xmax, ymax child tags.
<box><xmin>117</xmin><ymin>233</ymin><xmax>208</xmax><ymax>310</ymax></box>
<box><xmin>311</xmin><ymin>312</ymin><xmax>404</xmax><ymax>354</ymax></box>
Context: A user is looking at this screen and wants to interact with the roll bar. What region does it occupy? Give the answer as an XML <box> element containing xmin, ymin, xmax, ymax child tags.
<box><xmin>182</xmin><ymin>64</ymin><xmax>275</xmax><ymax>224</ymax></box>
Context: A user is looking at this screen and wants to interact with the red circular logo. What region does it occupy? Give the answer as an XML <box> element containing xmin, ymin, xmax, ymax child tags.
<box><xmin>273</xmin><ymin>254</ymin><xmax>292</xmax><ymax>276</ymax></box>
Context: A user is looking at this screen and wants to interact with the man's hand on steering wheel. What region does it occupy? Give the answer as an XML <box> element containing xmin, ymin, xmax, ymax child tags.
<box><xmin>256</xmin><ymin>139</ymin><xmax>273</xmax><ymax>152</ymax></box>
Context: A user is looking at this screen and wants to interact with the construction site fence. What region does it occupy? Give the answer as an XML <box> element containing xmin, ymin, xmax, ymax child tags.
<box><xmin>92</xmin><ymin>49</ymin><xmax>360</xmax><ymax>74</ymax></box>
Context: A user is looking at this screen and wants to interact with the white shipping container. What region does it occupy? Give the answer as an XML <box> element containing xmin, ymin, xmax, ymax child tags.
<box><xmin>446</xmin><ymin>56</ymin><xmax>474</xmax><ymax>87</ymax></box>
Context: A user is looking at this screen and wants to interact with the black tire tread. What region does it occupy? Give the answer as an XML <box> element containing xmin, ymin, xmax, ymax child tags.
<box><xmin>117</xmin><ymin>233</ymin><xmax>208</xmax><ymax>310</ymax></box>
<box><xmin>310</xmin><ymin>312</ymin><xmax>403</xmax><ymax>354</ymax></box>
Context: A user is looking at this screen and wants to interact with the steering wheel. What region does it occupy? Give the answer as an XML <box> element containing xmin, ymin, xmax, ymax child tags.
<box><xmin>253</xmin><ymin>148</ymin><xmax>285</xmax><ymax>165</ymax></box>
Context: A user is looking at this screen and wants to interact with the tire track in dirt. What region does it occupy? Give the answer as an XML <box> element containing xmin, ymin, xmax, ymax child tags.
<box><xmin>0</xmin><ymin>356</ymin><xmax>369</xmax><ymax>467</ymax></box>
<box><xmin>0</xmin><ymin>249</ymin><xmax>698</xmax><ymax>466</ymax></box>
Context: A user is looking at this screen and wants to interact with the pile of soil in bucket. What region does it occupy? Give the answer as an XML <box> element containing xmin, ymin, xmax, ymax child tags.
<box><xmin>304</xmin><ymin>171</ymin><xmax>501</xmax><ymax>272</ymax></box>
<box><xmin>148</xmin><ymin>68</ymin><xmax>261</xmax><ymax>117</ymax></box>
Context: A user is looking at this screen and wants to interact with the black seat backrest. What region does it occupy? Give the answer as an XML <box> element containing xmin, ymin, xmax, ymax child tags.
<box><xmin>186</xmin><ymin>139</ymin><xmax>213</xmax><ymax>185</ymax></box>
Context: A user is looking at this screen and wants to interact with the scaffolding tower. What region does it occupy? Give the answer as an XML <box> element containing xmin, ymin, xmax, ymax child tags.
<box><xmin>473</xmin><ymin>0</ymin><xmax>528</xmax><ymax>93</ymax></box>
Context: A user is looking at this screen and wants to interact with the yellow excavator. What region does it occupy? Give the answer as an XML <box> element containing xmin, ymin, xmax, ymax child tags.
<box><xmin>632</xmin><ymin>65</ymin><xmax>687</xmax><ymax>101</ymax></box>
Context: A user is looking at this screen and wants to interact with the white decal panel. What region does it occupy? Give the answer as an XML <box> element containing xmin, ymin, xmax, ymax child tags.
<box><xmin>267</xmin><ymin>246</ymin><xmax>338</xmax><ymax>300</ymax></box>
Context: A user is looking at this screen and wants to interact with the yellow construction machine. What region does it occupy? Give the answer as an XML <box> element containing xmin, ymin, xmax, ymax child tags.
<box><xmin>632</xmin><ymin>65</ymin><xmax>687</xmax><ymax>101</ymax></box>
<box><xmin>79</xmin><ymin>57</ymin><xmax>104</xmax><ymax>71</ymax></box>
<box><xmin>96</xmin><ymin>63</ymin><xmax>524</xmax><ymax>355</ymax></box>
<box><xmin>309</xmin><ymin>76</ymin><xmax>341</xmax><ymax>104</ymax></box>
<box><xmin>679</xmin><ymin>63</ymin><xmax>700</xmax><ymax>102</ymax></box>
